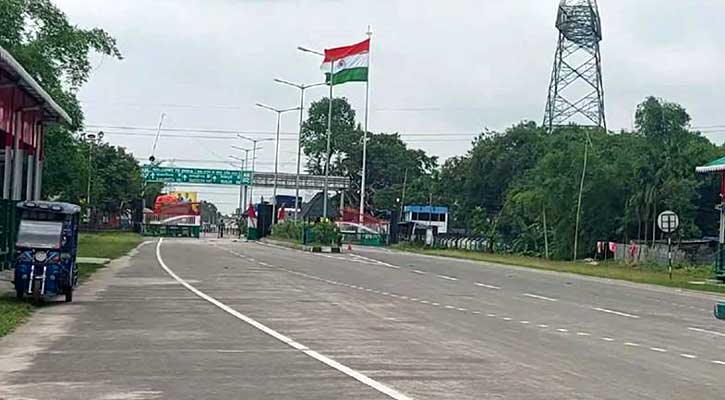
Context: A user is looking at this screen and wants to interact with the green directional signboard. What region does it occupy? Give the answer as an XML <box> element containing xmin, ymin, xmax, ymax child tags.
<box><xmin>143</xmin><ymin>166</ymin><xmax>252</xmax><ymax>186</ymax></box>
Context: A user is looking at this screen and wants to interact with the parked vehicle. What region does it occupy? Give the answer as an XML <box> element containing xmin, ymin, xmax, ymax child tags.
<box><xmin>13</xmin><ymin>201</ymin><xmax>81</xmax><ymax>304</ymax></box>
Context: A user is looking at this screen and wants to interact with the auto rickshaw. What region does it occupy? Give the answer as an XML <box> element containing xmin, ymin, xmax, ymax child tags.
<box><xmin>13</xmin><ymin>201</ymin><xmax>81</xmax><ymax>303</ymax></box>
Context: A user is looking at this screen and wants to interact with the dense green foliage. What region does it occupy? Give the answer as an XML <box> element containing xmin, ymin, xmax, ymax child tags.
<box><xmin>302</xmin><ymin>97</ymin><xmax>437</xmax><ymax>213</ymax></box>
<box><xmin>304</xmin><ymin>96</ymin><xmax>723</xmax><ymax>260</ymax></box>
<box><xmin>0</xmin><ymin>1</ymin><xmax>144</xmax><ymax>213</ymax></box>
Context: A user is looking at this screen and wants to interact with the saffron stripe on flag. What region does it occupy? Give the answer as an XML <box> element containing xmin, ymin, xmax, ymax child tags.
<box><xmin>324</xmin><ymin>38</ymin><xmax>370</xmax><ymax>62</ymax></box>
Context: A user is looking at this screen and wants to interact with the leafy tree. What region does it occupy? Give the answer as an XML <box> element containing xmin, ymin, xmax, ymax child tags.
<box><xmin>0</xmin><ymin>0</ymin><xmax>143</xmax><ymax>211</ymax></box>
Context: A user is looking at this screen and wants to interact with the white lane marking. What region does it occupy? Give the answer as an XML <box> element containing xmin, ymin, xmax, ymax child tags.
<box><xmin>437</xmin><ymin>274</ymin><xmax>458</xmax><ymax>281</ymax></box>
<box><xmin>420</xmin><ymin>300</ymin><xmax>430</xmax><ymax>304</ymax></box>
<box><xmin>474</xmin><ymin>282</ymin><xmax>501</xmax><ymax>290</ymax></box>
<box><xmin>688</xmin><ymin>327</ymin><xmax>725</xmax><ymax>338</ymax></box>
<box><xmin>520</xmin><ymin>321</ymin><xmax>530</xmax><ymax>325</ymax></box>
<box><xmin>601</xmin><ymin>337</ymin><xmax>615</xmax><ymax>342</ymax></box>
<box><xmin>538</xmin><ymin>324</ymin><xmax>549</xmax><ymax>328</ymax></box>
<box><xmin>400</xmin><ymin>296</ymin><xmax>408</xmax><ymax>300</ymax></box>
<box><xmin>457</xmin><ymin>308</ymin><xmax>467</xmax><ymax>312</ymax></box>
<box><xmin>410</xmin><ymin>298</ymin><xmax>419</xmax><ymax>301</ymax></box>
<box><xmin>680</xmin><ymin>353</ymin><xmax>697</xmax><ymax>359</ymax></box>
<box><xmin>592</xmin><ymin>307</ymin><xmax>640</xmax><ymax>319</ymax></box>
<box><xmin>556</xmin><ymin>328</ymin><xmax>569</xmax><ymax>333</ymax></box>
<box><xmin>713</xmin><ymin>360</ymin><xmax>725</xmax><ymax>366</ymax></box>
<box><xmin>650</xmin><ymin>347</ymin><xmax>668</xmax><ymax>353</ymax></box>
<box><xmin>487</xmin><ymin>314</ymin><xmax>496</xmax><ymax>317</ymax></box>
<box><xmin>445</xmin><ymin>305</ymin><xmax>455</xmax><ymax>309</ymax></box>
<box><xmin>156</xmin><ymin>239</ymin><xmax>413</xmax><ymax>400</ymax></box>
<box><xmin>502</xmin><ymin>317</ymin><xmax>513</xmax><ymax>321</ymax></box>
<box><xmin>411</xmin><ymin>269</ymin><xmax>427</xmax><ymax>275</ymax></box>
<box><xmin>523</xmin><ymin>293</ymin><xmax>558</xmax><ymax>302</ymax></box>
<box><xmin>382</xmin><ymin>292</ymin><xmax>389</xmax><ymax>295</ymax></box>
<box><xmin>472</xmin><ymin>311</ymin><xmax>481</xmax><ymax>314</ymax></box>
<box><xmin>624</xmin><ymin>342</ymin><xmax>641</xmax><ymax>347</ymax></box>
<box><xmin>576</xmin><ymin>332</ymin><xmax>590</xmax><ymax>336</ymax></box>
<box><xmin>432</xmin><ymin>302</ymin><xmax>440</xmax><ymax>306</ymax></box>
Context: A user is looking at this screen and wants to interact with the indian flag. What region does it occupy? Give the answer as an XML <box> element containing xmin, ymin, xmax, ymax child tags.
<box><xmin>321</xmin><ymin>38</ymin><xmax>369</xmax><ymax>85</ymax></box>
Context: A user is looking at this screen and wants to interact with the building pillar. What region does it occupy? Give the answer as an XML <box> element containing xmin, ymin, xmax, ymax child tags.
<box><xmin>33</xmin><ymin>159</ymin><xmax>42</xmax><ymax>200</ymax></box>
<box><xmin>33</xmin><ymin>124</ymin><xmax>43</xmax><ymax>200</ymax></box>
<box><xmin>11</xmin><ymin>110</ymin><xmax>23</xmax><ymax>200</ymax></box>
<box><xmin>25</xmin><ymin>152</ymin><xmax>34</xmax><ymax>200</ymax></box>
<box><xmin>2</xmin><ymin>146</ymin><xmax>10</xmax><ymax>199</ymax></box>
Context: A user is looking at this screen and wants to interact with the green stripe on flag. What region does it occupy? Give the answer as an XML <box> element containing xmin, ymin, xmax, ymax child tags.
<box><xmin>325</xmin><ymin>67</ymin><xmax>368</xmax><ymax>85</ymax></box>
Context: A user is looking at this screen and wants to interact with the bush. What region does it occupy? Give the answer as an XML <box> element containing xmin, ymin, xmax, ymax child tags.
<box><xmin>271</xmin><ymin>222</ymin><xmax>304</xmax><ymax>242</ymax></box>
<box><xmin>307</xmin><ymin>221</ymin><xmax>341</xmax><ymax>246</ymax></box>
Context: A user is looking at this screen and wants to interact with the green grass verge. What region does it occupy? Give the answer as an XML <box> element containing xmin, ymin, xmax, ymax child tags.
<box><xmin>78</xmin><ymin>232</ymin><xmax>143</xmax><ymax>259</ymax></box>
<box><xmin>394</xmin><ymin>245</ymin><xmax>725</xmax><ymax>295</ymax></box>
<box><xmin>0</xmin><ymin>232</ymin><xmax>142</xmax><ymax>338</ymax></box>
<box><xmin>0</xmin><ymin>297</ymin><xmax>32</xmax><ymax>337</ymax></box>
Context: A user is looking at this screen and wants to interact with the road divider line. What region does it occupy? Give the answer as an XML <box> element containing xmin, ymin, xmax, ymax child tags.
<box><xmin>592</xmin><ymin>307</ymin><xmax>639</xmax><ymax>319</ymax></box>
<box><xmin>156</xmin><ymin>239</ymin><xmax>413</xmax><ymax>400</ymax></box>
<box><xmin>649</xmin><ymin>347</ymin><xmax>667</xmax><ymax>353</ymax></box>
<box><xmin>624</xmin><ymin>342</ymin><xmax>640</xmax><ymax>347</ymax></box>
<box><xmin>576</xmin><ymin>332</ymin><xmax>590</xmax><ymax>336</ymax></box>
<box><xmin>680</xmin><ymin>353</ymin><xmax>697</xmax><ymax>359</ymax></box>
<box><xmin>600</xmin><ymin>337</ymin><xmax>615</xmax><ymax>342</ymax></box>
<box><xmin>688</xmin><ymin>327</ymin><xmax>725</xmax><ymax>337</ymax></box>
<box><xmin>474</xmin><ymin>282</ymin><xmax>501</xmax><ymax>290</ymax></box>
<box><xmin>437</xmin><ymin>274</ymin><xmax>458</xmax><ymax>281</ymax></box>
<box><xmin>523</xmin><ymin>293</ymin><xmax>558</xmax><ymax>302</ymax></box>
<box><xmin>556</xmin><ymin>328</ymin><xmax>569</xmax><ymax>333</ymax></box>
<box><xmin>713</xmin><ymin>360</ymin><xmax>725</xmax><ymax>366</ymax></box>
<box><xmin>411</xmin><ymin>269</ymin><xmax>427</xmax><ymax>275</ymax></box>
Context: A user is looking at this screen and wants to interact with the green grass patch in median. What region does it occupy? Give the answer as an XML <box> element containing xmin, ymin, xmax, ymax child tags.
<box><xmin>394</xmin><ymin>245</ymin><xmax>725</xmax><ymax>295</ymax></box>
<box><xmin>0</xmin><ymin>232</ymin><xmax>143</xmax><ymax>338</ymax></box>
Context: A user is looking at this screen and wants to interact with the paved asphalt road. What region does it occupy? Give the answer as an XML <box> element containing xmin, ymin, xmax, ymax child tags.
<box><xmin>1</xmin><ymin>238</ymin><xmax>724</xmax><ymax>399</ymax></box>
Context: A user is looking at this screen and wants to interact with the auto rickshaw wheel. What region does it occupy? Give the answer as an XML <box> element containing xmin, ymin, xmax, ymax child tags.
<box><xmin>65</xmin><ymin>286</ymin><xmax>73</xmax><ymax>303</ymax></box>
<box><xmin>31</xmin><ymin>280</ymin><xmax>42</xmax><ymax>305</ymax></box>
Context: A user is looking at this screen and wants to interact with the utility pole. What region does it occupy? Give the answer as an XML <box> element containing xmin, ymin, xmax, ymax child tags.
<box><xmin>238</xmin><ymin>135</ymin><xmax>273</xmax><ymax>209</ymax></box>
<box><xmin>400</xmin><ymin>168</ymin><xmax>408</xmax><ymax>222</ymax></box>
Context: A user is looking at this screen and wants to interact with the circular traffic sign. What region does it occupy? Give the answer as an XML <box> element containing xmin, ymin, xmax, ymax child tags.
<box><xmin>657</xmin><ymin>210</ymin><xmax>679</xmax><ymax>234</ymax></box>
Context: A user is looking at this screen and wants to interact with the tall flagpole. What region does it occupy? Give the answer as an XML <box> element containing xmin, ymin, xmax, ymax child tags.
<box><xmin>323</xmin><ymin>54</ymin><xmax>334</xmax><ymax>219</ymax></box>
<box><xmin>359</xmin><ymin>26</ymin><xmax>372</xmax><ymax>224</ymax></box>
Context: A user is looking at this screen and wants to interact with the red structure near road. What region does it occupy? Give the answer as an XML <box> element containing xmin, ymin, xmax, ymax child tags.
<box><xmin>0</xmin><ymin>45</ymin><xmax>71</xmax><ymax>200</ymax></box>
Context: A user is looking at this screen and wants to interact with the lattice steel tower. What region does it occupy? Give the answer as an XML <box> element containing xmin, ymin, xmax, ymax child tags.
<box><xmin>544</xmin><ymin>0</ymin><xmax>606</xmax><ymax>132</ymax></box>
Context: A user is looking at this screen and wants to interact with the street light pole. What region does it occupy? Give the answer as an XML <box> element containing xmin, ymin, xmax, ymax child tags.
<box><xmin>298</xmin><ymin>46</ymin><xmax>335</xmax><ymax>219</ymax></box>
<box><xmin>231</xmin><ymin>146</ymin><xmax>251</xmax><ymax>216</ymax></box>
<box><xmin>255</xmin><ymin>103</ymin><xmax>300</xmax><ymax>219</ymax></box>
<box><xmin>83</xmin><ymin>131</ymin><xmax>104</xmax><ymax>223</ymax></box>
<box><xmin>238</xmin><ymin>135</ymin><xmax>273</xmax><ymax>209</ymax></box>
<box><xmin>273</xmin><ymin>79</ymin><xmax>326</xmax><ymax>222</ymax></box>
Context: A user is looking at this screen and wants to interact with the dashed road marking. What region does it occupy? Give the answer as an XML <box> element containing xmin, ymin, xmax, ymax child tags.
<box><xmin>411</xmin><ymin>269</ymin><xmax>427</xmax><ymax>275</ymax></box>
<box><xmin>592</xmin><ymin>307</ymin><xmax>639</xmax><ymax>319</ymax></box>
<box><xmin>556</xmin><ymin>328</ymin><xmax>569</xmax><ymax>333</ymax></box>
<box><xmin>157</xmin><ymin>239</ymin><xmax>414</xmax><ymax>400</ymax></box>
<box><xmin>445</xmin><ymin>305</ymin><xmax>455</xmax><ymax>309</ymax></box>
<box><xmin>472</xmin><ymin>311</ymin><xmax>481</xmax><ymax>314</ymax></box>
<box><xmin>680</xmin><ymin>353</ymin><xmax>697</xmax><ymax>359</ymax></box>
<box><xmin>437</xmin><ymin>274</ymin><xmax>458</xmax><ymax>281</ymax></box>
<box><xmin>538</xmin><ymin>324</ymin><xmax>549</xmax><ymax>328</ymax></box>
<box><xmin>523</xmin><ymin>293</ymin><xmax>558</xmax><ymax>302</ymax></box>
<box><xmin>624</xmin><ymin>342</ymin><xmax>641</xmax><ymax>347</ymax></box>
<box><xmin>474</xmin><ymin>282</ymin><xmax>501</xmax><ymax>290</ymax></box>
<box><xmin>688</xmin><ymin>327</ymin><xmax>725</xmax><ymax>338</ymax></box>
<box><xmin>502</xmin><ymin>317</ymin><xmax>513</xmax><ymax>321</ymax></box>
<box><xmin>576</xmin><ymin>332</ymin><xmax>590</xmax><ymax>336</ymax></box>
<box><xmin>432</xmin><ymin>302</ymin><xmax>440</xmax><ymax>306</ymax></box>
<box><xmin>487</xmin><ymin>313</ymin><xmax>496</xmax><ymax>317</ymax></box>
<box><xmin>601</xmin><ymin>337</ymin><xmax>615</xmax><ymax>342</ymax></box>
<box><xmin>520</xmin><ymin>321</ymin><xmax>530</xmax><ymax>324</ymax></box>
<box><xmin>457</xmin><ymin>308</ymin><xmax>468</xmax><ymax>312</ymax></box>
<box><xmin>713</xmin><ymin>360</ymin><xmax>725</xmax><ymax>366</ymax></box>
<box><xmin>650</xmin><ymin>347</ymin><xmax>667</xmax><ymax>353</ymax></box>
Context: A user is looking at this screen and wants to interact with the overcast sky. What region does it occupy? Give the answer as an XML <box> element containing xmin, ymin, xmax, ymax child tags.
<box><xmin>55</xmin><ymin>0</ymin><xmax>725</xmax><ymax>213</ymax></box>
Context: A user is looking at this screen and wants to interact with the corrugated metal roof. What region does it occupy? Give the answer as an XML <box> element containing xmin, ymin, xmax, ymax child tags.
<box><xmin>0</xmin><ymin>45</ymin><xmax>72</xmax><ymax>125</ymax></box>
